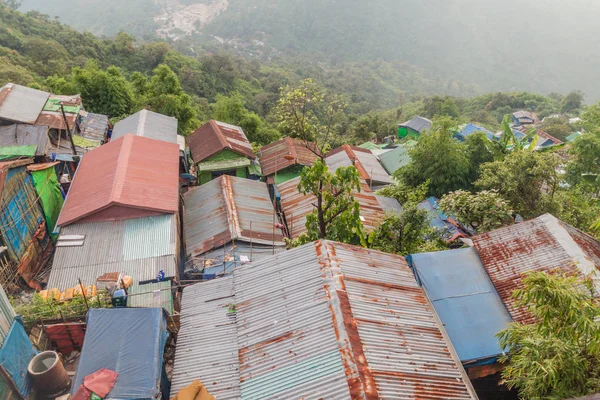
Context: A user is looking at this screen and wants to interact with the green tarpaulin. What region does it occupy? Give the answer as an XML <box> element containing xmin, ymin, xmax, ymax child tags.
<box><xmin>0</xmin><ymin>145</ymin><xmax>36</xmax><ymax>160</ymax></box>
<box><xmin>30</xmin><ymin>166</ymin><xmax>64</xmax><ymax>238</ymax></box>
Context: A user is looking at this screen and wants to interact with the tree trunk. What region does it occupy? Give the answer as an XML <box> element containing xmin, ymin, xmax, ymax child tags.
<box><xmin>317</xmin><ymin>179</ymin><xmax>326</xmax><ymax>238</ymax></box>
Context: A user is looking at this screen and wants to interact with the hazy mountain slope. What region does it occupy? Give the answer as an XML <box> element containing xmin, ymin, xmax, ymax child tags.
<box><xmin>19</xmin><ymin>0</ymin><xmax>600</xmax><ymax>100</ymax></box>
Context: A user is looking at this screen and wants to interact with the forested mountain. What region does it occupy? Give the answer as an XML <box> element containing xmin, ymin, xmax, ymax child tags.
<box><xmin>19</xmin><ymin>0</ymin><xmax>600</xmax><ymax>101</ymax></box>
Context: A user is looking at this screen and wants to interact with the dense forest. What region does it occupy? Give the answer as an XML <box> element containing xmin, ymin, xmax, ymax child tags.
<box><xmin>19</xmin><ymin>0</ymin><xmax>600</xmax><ymax>101</ymax></box>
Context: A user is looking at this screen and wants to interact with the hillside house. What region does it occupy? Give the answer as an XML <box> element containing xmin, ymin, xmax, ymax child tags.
<box><xmin>454</xmin><ymin>123</ymin><xmax>495</xmax><ymax>142</ymax></box>
<box><xmin>187</xmin><ymin>120</ymin><xmax>259</xmax><ymax>185</ymax></box>
<box><xmin>325</xmin><ymin>144</ymin><xmax>393</xmax><ymax>189</ymax></box>
<box><xmin>512</xmin><ymin>110</ymin><xmax>536</xmax><ymax>126</ymax></box>
<box><xmin>259</xmin><ymin>137</ymin><xmax>319</xmax><ymax>184</ymax></box>
<box><xmin>111</xmin><ymin>109</ymin><xmax>178</xmax><ymax>144</ymax></box>
<box><xmin>398</xmin><ymin>115</ymin><xmax>432</xmax><ymax>139</ymax></box>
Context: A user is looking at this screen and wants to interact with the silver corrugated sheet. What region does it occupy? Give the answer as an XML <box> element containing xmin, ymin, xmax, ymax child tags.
<box><xmin>0</xmin><ymin>83</ymin><xmax>49</xmax><ymax>124</ymax></box>
<box><xmin>172</xmin><ymin>241</ymin><xmax>476</xmax><ymax>399</ymax></box>
<box><xmin>47</xmin><ymin>214</ymin><xmax>179</xmax><ymax>290</ymax></box>
<box><xmin>112</xmin><ymin>109</ymin><xmax>178</xmax><ymax>144</ymax></box>
<box><xmin>0</xmin><ymin>283</ymin><xmax>15</xmax><ymax>345</ymax></box>
<box><xmin>171</xmin><ymin>277</ymin><xmax>240</xmax><ymax>398</ymax></box>
<box><xmin>183</xmin><ymin>176</ymin><xmax>284</xmax><ymax>258</ymax></box>
<box><xmin>0</xmin><ymin>124</ymin><xmax>49</xmax><ymax>156</ymax></box>
<box><xmin>127</xmin><ymin>281</ymin><xmax>174</xmax><ymax>314</ymax></box>
<box><xmin>375</xmin><ymin>195</ymin><xmax>402</xmax><ymax>214</ymax></box>
<box><xmin>354</xmin><ymin>150</ymin><xmax>394</xmax><ymax>185</ymax></box>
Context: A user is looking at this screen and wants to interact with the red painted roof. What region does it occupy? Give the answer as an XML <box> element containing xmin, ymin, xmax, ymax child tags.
<box><xmin>57</xmin><ymin>134</ymin><xmax>179</xmax><ymax>227</ymax></box>
<box><xmin>187</xmin><ymin>120</ymin><xmax>255</xmax><ymax>163</ymax></box>
<box><xmin>259</xmin><ymin>137</ymin><xmax>319</xmax><ymax>176</ymax></box>
<box><xmin>473</xmin><ymin>214</ymin><xmax>600</xmax><ymax>324</ymax></box>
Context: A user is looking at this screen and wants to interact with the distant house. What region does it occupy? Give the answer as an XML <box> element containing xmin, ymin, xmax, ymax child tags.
<box><xmin>326</xmin><ymin>144</ymin><xmax>393</xmax><ymax>189</ymax></box>
<box><xmin>259</xmin><ymin>137</ymin><xmax>319</xmax><ymax>184</ymax></box>
<box><xmin>171</xmin><ymin>240</ymin><xmax>478</xmax><ymax>399</ymax></box>
<box><xmin>0</xmin><ymin>159</ymin><xmax>51</xmax><ymax>291</ymax></box>
<box><xmin>277</xmin><ymin>177</ymin><xmax>401</xmax><ymax>239</ymax></box>
<box><xmin>398</xmin><ymin>115</ymin><xmax>432</xmax><ymax>139</ymax></box>
<box><xmin>513</xmin><ymin>126</ymin><xmax>563</xmax><ymax>149</ymax></box>
<box><xmin>187</xmin><ymin>120</ymin><xmax>259</xmax><ymax>185</ymax></box>
<box><xmin>357</xmin><ymin>141</ymin><xmax>392</xmax><ymax>156</ymax></box>
<box><xmin>454</xmin><ymin>123</ymin><xmax>495</xmax><ymax>142</ymax></box>
<box><xmin>377</xmin><ymin>141</ymin><xmax>415</xmax><ymax>175</ymax></box>
<box><xmin>512</xmin><ymin>110</ymin><xmax>536</xmax><ymax>126</ymax></box>
<box><xmin>183</xmin><ymin>175</ymin><xmax>285</xmax><ymax>278</ymax></box>
<box><xmin>48</xmin><ymin>134</ymin><xmax>181</xmax><ymax>290</ymax></box>
<box><xmin>472</xmin><ymin>214</ymin><xmax>600</xmax><ymax>324</ymax></box>
<box><xmin>111</xmin><ymin>109</ymin><xmax>178</xmax><ymax>144</ymax></box>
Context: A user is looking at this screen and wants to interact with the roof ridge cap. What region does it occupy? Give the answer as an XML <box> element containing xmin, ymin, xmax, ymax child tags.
<box><xmin>211</xmin><ymin>120</ymin><xmax>233</xmax><ymax>151</ymax></box>
<box><xmin>137</xmin><ymin>109</ymin><xmax>148</xmax><ymax>136</ymax></box>
<box><xmin>342</xmin><ymin>144</ymin><xmax>369</xmax><ymax>181</ymax></box>
<box><xmin>221</xmin><ymin>175</ymin><xmax>241</xmax><ymax>240</ymax></box>
<box><xmin>111</xmin><ymin>135</ymin><xmax>133</xmax><ymax>206</ymax></box>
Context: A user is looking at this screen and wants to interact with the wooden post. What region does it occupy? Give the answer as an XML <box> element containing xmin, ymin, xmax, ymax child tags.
<box><xmin>60</xmin><ymin>104</ymin><xmax>78</xmax><ymax>156</ymax></box>
<box><xmin>78</xmin><ymin>278</ymin><xmax>89</xmax><ymax>310</ymax></box>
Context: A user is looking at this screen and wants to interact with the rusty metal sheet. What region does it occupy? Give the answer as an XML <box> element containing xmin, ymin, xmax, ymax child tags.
<box><xmin>326</xmin><ymin>144</ymin><xmax>393</xmax><ymax>186</ymax></box>
<box><xmin>183</xmin><ymin>175</ymin><xmax>284</xmax><ymax>258</ymax></box>
<box><xmin>472</xmin><ymin>214</ymin><xmax>600</xmax><ymax>324</ymax></box>
<box><xmin>57</xmin><ymin>134</ymin><xmax>180</xmax><ymax>227</ymax></box>
<box><xmin>0</xmin><ymin>124</ymin><xmax>49</xmax><ymax>157</ymax></box>
<box><xmin>259</xmin><ymin>137</ymin><xmax>319</xmax><ymax>177</ymax></box>
<box><xmin>34</xmin><ymin>111</ymin><xmax>78</xmax><ymax>131</ymax></box>
<box><xmin>188</xmin><ymin>120</ymin><xmax>255</xmax><ymax>163</ymax></box>
<box><xmin>277</xmin><ymin>176</ymin><xmax>396</xmax><ymax>238</ymax></box>
<box><xmin>0</xmin><ymin>84</ymin><xmax>49</xmax><ymax>124</ymax></box>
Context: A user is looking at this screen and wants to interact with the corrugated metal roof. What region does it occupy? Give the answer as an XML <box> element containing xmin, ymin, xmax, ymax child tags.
<box><xmin>170</xmin><ymin>277</ymin><xmax>240</xmax><ymax>398</ymax></box>
<box><xmin>188</xmin><ymin>120</ymin><xmax>255</xmax><ymax>163</ymax></box>
<box><xmin>78</xmin><ymin>111</ymin><xmax>109</xmax><ymax>142</ymax></box>
<box><xmin>127</xmin><ymin>281</ymin><xmax>174</xmax><ymax>314</ymax></box>
<box><xmin>0</xmin><ymin>83</ymin><xmax>49</xmax><ymax>124</ymax></box>
<box><xmin>378</xmin><ymin>142</ymin><xmax>414</xmax><ymax>175</ymax></box>
<box><xmin>410</xmin><ymin>247</ymin><xmax>513</xmax><ymax>365</ymax></box>
<box><xmin>513</xmin><ymin>110</ymin><xmax>535</xmax><ymax>121</ymax></box>
<box><xmin>183</xmin><ymin>175</ymin><xmax>284</xmax><ymax>258</ymax></box>
<box><xmin>258</xmin><ymin>137</ymin><xmax>319</xmax><ymax>177</ymax></box>
<box><xmin>277</xmin><ymin>177</ymin><xmax>399</xmax><ymax>238</ymax></box>
<box><xmin>0</xmin><ymin>124</ymin><xmax>49</xmax><ymax>157</ymax></box>
<box><xmin>454</xmin><ymin>124</ymin><xmax>495</xmax><ymax>142</ymax></box>
<box><xmin>472</xmin><ymin>214</ymin><xmax>600</xmax><ymax>324</ymax></box>
<box><xmin>112</xmin><ymin>109</ymin><xmax>178</xmax><ymax>144</ymax></box>
<box><xmin>326</xmin><ymin>145</ymin><xmax>393</xmax><ymax>186</ymax></box>
<box><xmin>418</xmin><ymin>197</ymin><xmax>469</xmax><ymax>242</ymax></box>
<box><xmin>399</xmin><ymin>116</ymin><xmax>432</xmax><ymax>133</ymax></box>
<box><xmin>47</xmin><ymin>214</ymin><xmax>179</xmax><ymax>291</ymax></box>
<box><xmin>172</xmin><ymin>241</ymin><xmax>476</xmax><ymax>399</ymax></box>
<box><xmin>0</xmin><ymin>284</ymin><xmax>15</xmax><ymax>346</ymax></box>
<box><xmin>57</xmin><ymin>134</ymin><xmax>180</xmax><ymax>227</ymax></box>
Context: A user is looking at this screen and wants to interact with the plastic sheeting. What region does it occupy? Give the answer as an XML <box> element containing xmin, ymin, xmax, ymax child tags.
<box><xmin>410</xmin><ymin>247</ymin><xmax>513</xmax><ymax>366</ymax></box>
<box><xmin>0</xmin><ymin>318</ymin><xmax>37</xmax><ymax>397</ymax></box>
<box><xmin>72</xmin><ymin>308</ymin><xmax>168</xmax><ymax>399</ymax></box>
<box><xmin>30</xmin><ymin>166</ymin><xmax>64</xmax><ymax>236</ymax></box>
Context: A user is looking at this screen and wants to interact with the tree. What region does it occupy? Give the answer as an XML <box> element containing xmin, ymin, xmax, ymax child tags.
<box><xmin>561</xmin><ymin>90</ymin><xmax>585</xmax><ymax>114</ymax></box>
<box><xmin>554</xmin><ymin>188</ymin><xmax>600</xmax><ymax>238</ymax></box>
<box><xmin>397</xmin><ymin>117</ymin><xmax>471</xmax><ymax>197</ymax></box>
<box><xmin>476</xmin><ymin>151</ymin><xmax>561</xmax><ymax>218</ymax></box>
<box><xmin>1</xmin><ymin>0</ymin><xmax>21</xmax><ymax>10</ymax></box>
<box><xmin>292</xmin><ymin>160</ymin><xmax>365</xmax><ymax>245</ymax></box>
<box><xmin>276</xmin><ymin>78</ymin><xmax>347</xmax><ymax>159</ymax></box>
<box><xmin>566</xmin><ymin>131</ymin><xmax>600</xmax><ymax>189</ymax></box>
<box><xmin>497</xmin><ymin>272</ymin><xmax>600</xmax><ymax>399</ymax></box>
<box><xmin>581</xmin><ymin>103</ymin><xmax>600</xmax><ymax>131</ymax></box>
<box><xmin>368</xmin><ymin>204</ymin><xmax>444</xmax><ymax>256</ymax></box>
<box><xmin>439</xmin><ymin>190</ymin><xmax>513</xmax><ymax>233</ymax></box>
<box><xmin>422</xmin><ymin>96</ymin><xmax>460</xmax><ymax>119</ymax></box>
<box><xmin>463</xmin><ymin>131</ymin><xmax>495</xmax><ymax>182</ymax></box>
<box><xmin>376</xmin><ymin>180</ymin><xmax>429</xmax><ymax>206</ymax></box>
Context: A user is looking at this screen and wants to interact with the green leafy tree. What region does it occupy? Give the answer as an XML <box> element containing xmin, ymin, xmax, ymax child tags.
<box><xmin>291</xmin><ymin>160</ymin><xmax>365</xmax><ymax>246</ymax></box>
<box><xmin>554</xmin><ymin>188</ymin><xmax>600</xmax><ymax>238</ymax></box>
<box><xmin>398</xmin><ymin>117</ymin><xmax>471</xmax><ymax>197</ymax></box>
<box><xmin>376</xmin><ymin>180</ymin><xmax>429</xmax><ymax>206</ymax></box>
<box><xmin>581</xmin><ymin>103</ymin><xmax>600</xmax><ymax>131</ymax></box>
<box><xmin>476</xmin><ymin>151</ymin><xmax>560</xmax><ymax>218</ymax></box>
<box><xmin>497</xmin><ymin>272</ymin><xmax>600</xmax><ymax>399</ymax></box>
<box><xmin>463</xmin><ymin>131</ymin><xmax>495</xmax><ymax>182</ymax></box>
<box><xmin>422</xmin><ymin>95</ymin><xmax>460</xmax><ymax>119</ymax></box>
<box><xmin>566</xmin><ymin>131</ymin><xmax>600</xmax><ymax>189</ymax></box>
<box><xmin>368</xmin><ymin>204</ymin><xmax>445</xmax><ymax>255</ymax></box>
<box><xmin>276</xmin><ymin>78</ymin><xmax>347</xmax><ymax>158</ymax></box>
<box><xmin>1</xmin><ymin>0</ymin><xmax>21</xmax><ymax>10</ymax></box>
<box><xmin>561</xmin><ymin>90</ymin><xmax>585</xmax><ymax>114</ymax></box>
<box><xmin>439</xmin><ymin>190</ymin><xmax>513</xmax><ymax>233</ymax></box>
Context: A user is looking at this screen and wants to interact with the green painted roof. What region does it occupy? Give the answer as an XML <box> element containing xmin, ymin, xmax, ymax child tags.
<box><xmin>0</xmin><ymin>145</ymin><xmax>37</xmax><ymax>160</ymax></box>
<box><xmin>378</xmin><ymin>142</ymin><xmax>414</xmax><ymax>174</ymax></box>
<box><xmin>197</xmin><ymin>157</ymin><xmax>251</xmax><ymax>172</ymax></box>
<box><xmin>43</xmin><ymin>97</ymin><xmax>81</xmax><ymax>114</ymax></box>
<box><xmin>358</xmin><ymin>141</ymin><xmax>387</xmax><ymax>150</ymax></box>
<box><xmin>127</xmin><ymin>280</ymin><xmax>174</xmax><ymax>314</ymax></box>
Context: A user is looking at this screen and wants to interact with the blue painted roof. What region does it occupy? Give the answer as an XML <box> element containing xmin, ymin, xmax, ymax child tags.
<box><xmin>455</xmin><ymin>123</ymin><xmax>495</xmax><ymax>141</ymax></box>
<box><xmin>409</xmin><ymin>247</ymin><xmax>513</xmax><ymax>365</ymax></box>
<box><xmin>417</xmin><ymin>197</ymin><xmax>467</xmax><ymax>241</ymax></box>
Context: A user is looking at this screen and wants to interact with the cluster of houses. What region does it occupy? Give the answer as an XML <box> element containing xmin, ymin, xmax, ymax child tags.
<box><xmin>0</xmin><ymin>82</ymin><xmax>598</xmax><ymax>399</ymax></box>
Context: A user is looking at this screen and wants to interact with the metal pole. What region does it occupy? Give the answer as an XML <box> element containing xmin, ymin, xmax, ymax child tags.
<box><xmin>60</xmin><ymin>104</ymin><xmax>78</xmax><ymax>156</ymax></box>
<box><xmin>78</xmin><ymin>278</ymin><xmax>89</xmax><ymax>310</ymax></box>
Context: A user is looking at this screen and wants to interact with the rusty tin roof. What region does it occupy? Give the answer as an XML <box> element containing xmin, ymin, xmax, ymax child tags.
<box><xmin>57</xmin><ymin>134</ymin><xmax>180</xmax><ymax>227</ymax></box>
<box><xmin>0</xmin><ymin>83</ymin><xmax>50</xmax><ymax>124</ymax></box>
<box><xmin>473</xmin><ymin>214</ymin><xmax>600</xmax><ymax>324</ymax></box>
<box><xmin>277</xmin><ymin>177</ymin><xmax>399</xmax><ymax>238</ymax></box>
<box><xmin>326</xmin><ymin>144</ymin><xmax>393</xmax><ymax>186</ymax></box>
<box><xmin>172</xmin><ymin>240</ymin><xmax>476</xmax><ymax>399</ymax></box>
<box><xmin>183</xmin><ymin>175</ymin><xmax>285</xmax><ymax>257</ymax></box>
<box><xmin>187</xmin><ymin>120</ymin><xmax>256</xmax><ymax>163</ymax></box>
<box><xmin>258</xmin><ymin>137</ymin><xmax>319</xmax><ymax>176</ymax></box>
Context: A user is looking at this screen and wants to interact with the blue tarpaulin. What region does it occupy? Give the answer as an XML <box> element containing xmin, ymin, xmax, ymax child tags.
<box><xmin>410</xmin><ymin>247</ymin><xmax>513</xmax><ymax>366</ymax></box>
<box><xmin>72</xmin><ymin>308</ymin><xmax>169</xmax><ymax>399</ymax></box>
<box><xmin>0</xmin><ymin>317</ymin><xmax>37</xmax><ymax>396</ymax></box>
